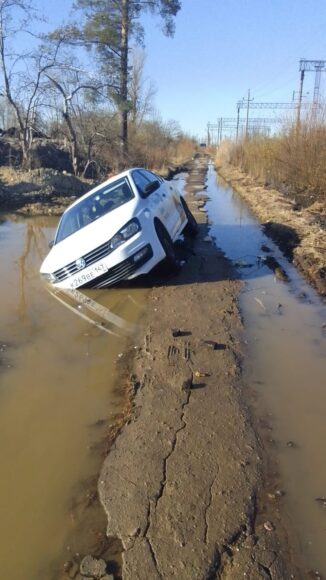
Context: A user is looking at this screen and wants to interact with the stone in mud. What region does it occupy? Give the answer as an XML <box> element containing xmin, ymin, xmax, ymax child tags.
<box><xmin>267</xmin><ymin>489</ymin><xmax>285</xmax><ymax>500</ymax></box>
<box><xmin>202</xmin><ymin>339</ymin><xmax>226</xmax><ymax>350</ymax></box>
<box><xmin>275</xmin><ymin>266</ymin><xmax>288</xmax><ymax>281</ymax></box>
<box><xmin>306</xmin><ymin>571</ymin><xmax>322</xmax><ymax>580</ymax></box>
<box><xmin>263</xmin><ymin>521</ymin><xmax>275</xmax><ymax>532</ymax></box>
<box><xmin>262</xmin><ymin>256</ymin><xmax>289</xmax><ymax>281</ymax></box>
<box><xmin>315</xmin><ymin>496</ymin><xmax>326</xmax><ymax>508</ymax></box>
<box><xmin>63</xmin><ymin>559</ymin><xmax>79</xmax><ymax>578</ymax></box>
<box><xmin>79</xmin><ymin>554</ymin><xmax>107</xmax><ymax>578</ymax></box>
<box><xmin>171</xmin><ymin>328</ymin><xmax>191</xmax><ymax>337</ymax></box>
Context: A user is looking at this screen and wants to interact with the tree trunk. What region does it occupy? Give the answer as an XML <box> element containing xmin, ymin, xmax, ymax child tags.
<box><xmin>63</xmin><ymin>110</ymin><xmax>79</xmax><ymax>175</ymax></box>
<box><xmin>120</xmin><ymin>0</ymin><xmax>129</xmax><ymax>162</ymax></box>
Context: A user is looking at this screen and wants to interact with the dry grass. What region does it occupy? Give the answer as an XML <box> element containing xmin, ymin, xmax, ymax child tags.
<box><xmin>227</xmin><ymin>111</ymin><xmax>326</xmax><ymax>209</ymax></box>
<box><xmin>128</xmin><ymin>122</ymin><xmax>195</xmax><ymax>171</ymax></box>
<box><xmin>215</xmin><ymin>139</ymin><xmax>234</xmax><ymax>167</ymax></box>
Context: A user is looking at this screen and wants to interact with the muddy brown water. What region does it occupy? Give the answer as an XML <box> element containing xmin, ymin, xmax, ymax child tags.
<box><xmin>206</xmin><ymin>164</ymin><xmax>326</xmax><ymax>576</ymax></box>
<box><xmin>0</xmin><ymin>215</ymin><xmax>148</xmax><ymax>579</ymax></box>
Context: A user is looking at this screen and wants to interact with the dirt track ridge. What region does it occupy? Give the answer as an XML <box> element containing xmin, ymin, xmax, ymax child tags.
<box><xmin>98</xmin><ymin>155</ymin><xmax>297</xmax><ymax>579</ymax></box>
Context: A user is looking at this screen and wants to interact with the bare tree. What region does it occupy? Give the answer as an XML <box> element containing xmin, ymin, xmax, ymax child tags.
<box><xmin>63</xmin><ymin>0</ymin><xmax>181</xmax><ymax>162</ymax></box>
<box><xmin>0</xmin><ymin>0</ymin><xmax>48</xmax><ymax>165</ymax></box>
<box><xmin>43</xmin><ymin>57</ymin><xmax>117</xmax><ymax>175</ymax></box>
<box><xmin>129</xmin><ymin>48</ymin><xmax>156</xmax><ymax>126</ymax></box>
<box><xmin>0</xmin><ymin>0</ymin><xmax>81</xmax><ymax>168</ymax></box>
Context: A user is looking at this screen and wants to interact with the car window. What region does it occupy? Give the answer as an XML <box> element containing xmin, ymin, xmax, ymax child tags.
<box><xmin>132</xmin><ymin>169</ymin><xmax>162</xmax><ymax>197</ymax></box>
<box><xmin>132</xmin><ymin>171</ymin><xmax>151</xmax><ymax>196</ymax></box>
<box><xmin>55</xmin><ymin>177</ymin><xmax>134</xmax><ymax>244</ymax></box>
<box><xmin>141</xmin><ymin>169</ymin><xmax>162</xmax><ymax>183</ymax></box>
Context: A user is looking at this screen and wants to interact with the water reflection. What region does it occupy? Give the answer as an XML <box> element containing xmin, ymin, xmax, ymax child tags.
<box><xmin>18</xmin><ymin>222</ymin><xmax>48</xmax><ymax>321</ymax></box>
<box><xmin>0</xmin><ymin>215</ymin><xmax>148</xmax><ymax>580</ymax></box>
<box><xmin>206</xmin><ymin>165</ymin><xmax>326</xmax><ymax>575</ymax></box>
<box><xmin>47</xmin><ymin>287</ymin><xmax>140</xmax><ymax>336</ymax></box>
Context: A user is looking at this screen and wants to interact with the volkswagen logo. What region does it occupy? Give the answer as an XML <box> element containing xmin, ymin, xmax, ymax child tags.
<box><xmin>76</xmin><ymin>258</ymin><xmax>86</xmax><ymax>270</ymax></box>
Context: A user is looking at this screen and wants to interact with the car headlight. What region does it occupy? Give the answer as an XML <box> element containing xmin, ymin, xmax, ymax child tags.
<box><xmin>110</xmin><ymin>219</ymin><xmax>141</xmax><ymax>250</ymax></box>
<box><xmin>41</xmin><ymin>272</ymin><xmax>56</xmax><ymax>283</ymax></box>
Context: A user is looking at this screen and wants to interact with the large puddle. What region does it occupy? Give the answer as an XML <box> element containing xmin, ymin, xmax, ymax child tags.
<box><xmin>206</xmin><ymin>164</ymin><xmax>326</xmax><ymax>575</ymax></box>
<box><xmin>0</xmin><ymin>215</ymin><xmax>148</xmax><ymax>579</ymax></box>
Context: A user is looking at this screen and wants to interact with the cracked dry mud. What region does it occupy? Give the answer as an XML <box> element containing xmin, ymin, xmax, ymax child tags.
<box><xmin>99</xmin><ymin>155</ymin><xmax>297</xmax><ymax>579</ymax></box>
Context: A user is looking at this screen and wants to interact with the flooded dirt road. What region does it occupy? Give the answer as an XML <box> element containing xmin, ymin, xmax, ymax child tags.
<box><xmin>207</xmin><ymin>165</ymin><xmax>326</xmax><ymax>576</ymax></box>
<box><xmin>0</xmin><ymin>216</ymin><xmax>148</xmax><ymax>579</ymax></box>
<box><xmin>1</xmin><ymin>159</ymin><xmax>325</xmax><ymax>579</ymax></box>
<box><xmin>98</xmin><ymin>157</ymin><xmax>297</xmax><ymax>579</ymax></box>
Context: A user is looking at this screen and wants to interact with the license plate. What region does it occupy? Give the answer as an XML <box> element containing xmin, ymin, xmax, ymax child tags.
<box><xmin>70</xmin><ymin>262</ymin><xmax>108</xmax><ymax>288</ymax></box>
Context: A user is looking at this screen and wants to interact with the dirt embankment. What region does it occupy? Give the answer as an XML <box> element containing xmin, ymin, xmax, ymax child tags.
<box><xmin>0</xmin><ymin>166</ymin><xmax>92</xmax><ymax>215</ymax></box>
<box><xmin>97</xmin><ymin>155</ymin><xmax>297</xmax><ymax>579</ymax></box>
<box><xmin>0</xmin><ymin>161</ymin><xmax>192</xmax><ymax>217</ymax></box>
<box><xmin>216</xmin><ymin>163</ymin><xmax>326</xmax><ymax>299</ymax></box>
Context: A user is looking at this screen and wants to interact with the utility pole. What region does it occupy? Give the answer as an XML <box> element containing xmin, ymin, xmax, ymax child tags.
<box><xmin>313</xmin><ymin>63</ymin><xmax>323</xmax><ymax>116</ymax></box>
<box><xmin>236</xmin><ymin>102</ymin><xmax>241</xmax><ymax>142</ymax></box>
<box><xmin>296</xmin><ymin>67</ymin><xmax>305</xmax><ymax>127</ymax></box>
<box><xmin>242</xmin><ymin>89</ymin><xmax>254</xmax><ymax>138</ymax></box>
<box><xmin>246</xmin><ymin>89</ymin><xmax>250</xmax><ymax>138</ymax></box>
<box><xmin>207</xmin><ymin>123</ymin><xmax>211</xmax><ymax>146</ymax></box>
<box><xmin>297</xmin><ymin>59</ymin><xmax>326</xmax><ymax>124</ymax></box>
<box><xmin>217</xmin><ymin>118</ymin><xmax>222</xmax><ymax>145</ymax></box>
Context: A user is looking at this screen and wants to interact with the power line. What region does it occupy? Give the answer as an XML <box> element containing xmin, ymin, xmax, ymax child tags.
<box><xmin>297</xmin><ymin>59</ymin><xmax>326</xmax><ymax>121</ymax></box>
<box><xmin>209</xmin><ymin>58</ymin><xmax>326</xmax><ymax>143</ymax></box>
<box><xmin>207</xmin><ymin>118</ymin><xmax>276</xmax><ymax>144</ymax></box>
<box><xmin>236</xmin><ymin>101</ymin><xmax>305</xmax><ymax>110</ymax></box>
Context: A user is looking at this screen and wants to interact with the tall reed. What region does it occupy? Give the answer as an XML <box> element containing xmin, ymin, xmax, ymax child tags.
<box><xmin>228</xmin><ymin>106</ymin><xmax>326</xmax><ymax>208</ymax></box>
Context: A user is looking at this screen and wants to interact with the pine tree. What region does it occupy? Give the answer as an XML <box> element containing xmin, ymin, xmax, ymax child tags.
<box><xmin>72</xmin><ymin>0</ymin><xmax>181</xmax><ymax>162</ymax></box>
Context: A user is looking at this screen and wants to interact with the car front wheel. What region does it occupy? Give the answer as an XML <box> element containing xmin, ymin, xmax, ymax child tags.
<box><xmin>155</xmin><ymin>221</ymin><xmax>180</xmax><ymax>272</ymax></box>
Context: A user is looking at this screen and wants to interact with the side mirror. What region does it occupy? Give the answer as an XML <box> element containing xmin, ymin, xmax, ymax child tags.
<box><xmin>144</xmin><ymin>180</ymin><xmax>160</xmax><ymax>196</ymax></box>
<box><xmin>48</xmin><ymin>240</ymin><xmax>54</xmax><ymax>249</ymax></box>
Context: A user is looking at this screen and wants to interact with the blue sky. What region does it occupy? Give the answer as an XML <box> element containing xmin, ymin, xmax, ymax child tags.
<box><xmin>33</xmin><ymin>0</ymin><xmax>326</xmax><ymax>140</ymax></box>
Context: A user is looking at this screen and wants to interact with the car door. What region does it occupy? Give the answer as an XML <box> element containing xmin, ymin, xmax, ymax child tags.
<box><xmin>133</xmin><ymin>170</ymin><xmax>181</xmax><ymax>237</ymax></box>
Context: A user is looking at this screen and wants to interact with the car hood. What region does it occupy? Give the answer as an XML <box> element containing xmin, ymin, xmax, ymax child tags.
<box><xmin>41</xmin><ymin>200</ymin><xmax>139</xmax><ymax>273</ymax></box>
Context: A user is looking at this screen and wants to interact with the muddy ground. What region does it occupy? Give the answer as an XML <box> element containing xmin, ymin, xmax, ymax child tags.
<box><xmin>95</xmin><ymin>155</ymin><xmax>298</xmax><ymax>579</ymax></box>
<box><xmin>216</xmin><ymin>163</ymin><xmax>326</xmax><ymax>299</ymax></box>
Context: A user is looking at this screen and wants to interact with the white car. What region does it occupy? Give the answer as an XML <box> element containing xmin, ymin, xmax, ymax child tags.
<box><xmin>40</xmin><ymin>168</ymin><xmax>198</xmax><ymax>289</ymax></box>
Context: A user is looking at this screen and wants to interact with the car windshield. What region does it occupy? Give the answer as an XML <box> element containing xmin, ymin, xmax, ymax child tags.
<box><xmin>54</xmin><ymin>177</ymin><xmax>135</xmax><ymax>244</ymax></box>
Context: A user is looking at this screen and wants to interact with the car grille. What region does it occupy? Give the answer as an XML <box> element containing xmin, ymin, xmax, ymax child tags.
<box><xmin>80</xmin><ymin>245</ymin><xmax>153</xmax><ymax>288</ymax></box>
<box><xmin>53</xmin><ymin>240</ymin><xmax>112</xmax><ymax>282</ymax></box>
